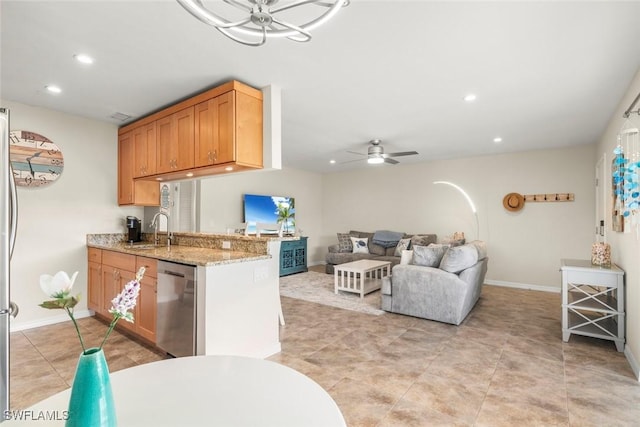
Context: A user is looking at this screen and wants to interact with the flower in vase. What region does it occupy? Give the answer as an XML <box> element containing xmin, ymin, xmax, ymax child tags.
<box><xmin>39</xmin><ymin>267</ymin><xmax>145</xmax><ymax>354</ymax></box>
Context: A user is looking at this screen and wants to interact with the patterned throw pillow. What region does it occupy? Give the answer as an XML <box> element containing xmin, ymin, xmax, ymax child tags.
<box><xmin>350</xmin><ymin>237</ymin><xmax>369</xmax><ymax>254</ymax></box>
<box><xmin>394</xmin><ymin>238</ymin><xmax>411</xmax><ymax>256</ymax></box>
<box><xmin>336</xmin><ymin>233</ymin><xmax>353</xmax><ymax>253</ymax></box>
<box><xmin>412</xmin><ymin>244</ymin><xmax>448</xmax><ymax>267</ymax></box>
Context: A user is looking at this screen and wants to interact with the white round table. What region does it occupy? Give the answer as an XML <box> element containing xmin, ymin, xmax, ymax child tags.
<box><xmin>6</xmin><ymin>356</ymin><xmax>346</xmax><ymax>427</ymax></box>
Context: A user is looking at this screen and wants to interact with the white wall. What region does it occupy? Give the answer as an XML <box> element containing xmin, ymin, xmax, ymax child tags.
<box><xmin>322</xmin><ymin>145</ymin><xmax>596</xmax><ymax>290</ymax></box>
<box><xmin>595</xmin><ymin>68</ymin><xmax>640</xmax><ymax>379</ymax></box>
<box><xmin>3</xmin><ymin>100</ymin><xmax>143</xmax><ymax>331</ymax></box>
<box><xmin>196</xmin><ymin>167</ymin><xmax>326</xmax><ymax>263</ymax></box>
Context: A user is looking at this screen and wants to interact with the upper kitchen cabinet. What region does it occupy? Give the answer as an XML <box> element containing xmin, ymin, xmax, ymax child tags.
<box><xmin>195</xmin><ymin>89</ymin><xmax>263</xmax><ymax>169</ymax></box>
<box><xmin>118</xmin><ymin>131</ymin><xmax>160</xmax><ymax>206</ymax></box>
<box><xmin>117</xmin><ymin>80</ymin><xmax>263</xmax><ymax>191</ymax></box>
<box><xmin>157</xmin><ymin>106</ymin><xmax>195</xmax><ymax>174</ymax></box>
<box><xmin>133</xmin><ymin>122</ymin><xmax>157</xmax><ymax>178</ymax></box>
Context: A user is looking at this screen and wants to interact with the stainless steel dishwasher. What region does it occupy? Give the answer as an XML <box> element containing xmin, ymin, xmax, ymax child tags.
<box><xmin>156</xmin><ymin>261</ymin><xmax>197</xmax><ymax>357</ymax></box>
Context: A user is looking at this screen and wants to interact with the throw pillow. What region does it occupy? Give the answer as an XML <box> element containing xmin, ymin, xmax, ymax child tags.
<box><xmin>400</xmin><ymin>250</ymin><xmax>414</xmax><ymax>265</ymax></box>
<box><xmin>394</xmin><ymin>238</ymin><xmax>411</xmax><ymax>256</ymax></box>
<box><xmin>350</xmin><ymin>237</ymin><xmax>369</xmax><ymax>254</ymax></box>
<box><xmin>412</xmin><ymin>244</ymin><xmax>448</xmax><ymax>267</ymax></box>
<box><xmin>439</xmin><ymin>244</ymin><xmax>478</xmax><ymax>273</ymax></box>
<box><xmin>467</xmin><ymin>240</ymin><xmax>487</xmax><ymax>260</ymax></box>
<box><xmin>410</xmin><ymin>234</ymin><xmax>437</xmax><ymax>248</ymax></box>
<box><xmin>336</xmin><ymin>233</ymin><xmax>353</xmax><ymax>253</ymax></box>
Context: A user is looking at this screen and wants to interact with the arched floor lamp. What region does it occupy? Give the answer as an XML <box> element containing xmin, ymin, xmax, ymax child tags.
<box><xmin>433</xmin><ymin>181</ymin><xmax>479</xmax><ymax>240</ymax></box>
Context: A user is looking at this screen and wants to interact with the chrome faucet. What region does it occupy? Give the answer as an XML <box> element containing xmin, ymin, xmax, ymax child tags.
<box><xmin>151</xmin><ymin>211</ymin><xmax>171</xmax><ymax>249</ymax></box>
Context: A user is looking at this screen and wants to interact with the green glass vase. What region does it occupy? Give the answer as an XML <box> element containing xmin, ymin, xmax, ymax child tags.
<box><xmin>66</xmin><ymin>347</ymin><xmax>116</xmax><ymax>427</ymax></box>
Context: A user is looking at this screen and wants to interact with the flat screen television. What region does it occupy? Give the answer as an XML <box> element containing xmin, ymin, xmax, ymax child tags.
<box><xmin>243</xmin><ymin>194</ymin><xmax>295</xmax><ymax>235</ymax></box>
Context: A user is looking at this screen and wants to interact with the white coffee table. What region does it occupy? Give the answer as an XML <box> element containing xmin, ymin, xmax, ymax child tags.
<box><xmin>4</xmin><ymin>355</ymin><xmax>346</xmax><ymax>427</ymax></box>
<box><xmin>334</xmin><ymin>259</ymin><xmax>391</xmax><ymax>298</ymax></box>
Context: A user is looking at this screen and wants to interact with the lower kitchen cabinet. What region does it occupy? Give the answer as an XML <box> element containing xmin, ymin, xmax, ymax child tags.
<box><xmin>136</xmin><ymin>257</ymin><xmax>157</xmax><ymax>342</ymax></box>
<box><xmin>87</xmin><ymin>248</ymin><xmax>158</xmax><ymax>344</ymax></box>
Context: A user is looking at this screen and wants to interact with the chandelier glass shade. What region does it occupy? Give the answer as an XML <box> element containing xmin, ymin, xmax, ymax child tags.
<box><xmin>176</xmin><ymin>0</ymin><xmax>350</xmax><ymax>46</ymax></box>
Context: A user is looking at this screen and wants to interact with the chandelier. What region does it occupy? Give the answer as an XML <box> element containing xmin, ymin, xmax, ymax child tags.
<box><xmin>176</xmin><ymin>0</ymin><xmax>350</xmax><ymax>46</ymax></box>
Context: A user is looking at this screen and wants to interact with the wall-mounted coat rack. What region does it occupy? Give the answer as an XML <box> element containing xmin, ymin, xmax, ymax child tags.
<box><xmin>523</xmin><ymin>193</ymin><xmax>575</xmax><ymax>202</ymax></box>
<box><xmin>503</xmin><ymin>192</ymin><xmax>574</xmax><ymax>212</ymax></box>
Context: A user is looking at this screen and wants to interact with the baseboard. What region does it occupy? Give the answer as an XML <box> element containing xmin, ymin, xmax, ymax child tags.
<box><xmin>9</xmin><ymin>309</ymin><xmax>93</xmax><ymax>333</ymax></box>
<box><xmin>625</xmin><ymin>345</ymin><xmax>640</xmax><ymax>382</ymax></box>
<box><xmin>485</xmin><ymin>279</ymin><xmax>560</xmax><ymax>293</ymax></box>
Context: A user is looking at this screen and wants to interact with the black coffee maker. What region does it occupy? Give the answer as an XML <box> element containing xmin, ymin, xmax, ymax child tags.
<box><xmin>126</xmin><ymin>216</ymin><xmax>141</xmax><ymax>243</ymax></box>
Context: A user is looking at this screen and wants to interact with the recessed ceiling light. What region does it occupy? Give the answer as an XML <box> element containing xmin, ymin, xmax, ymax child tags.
<box><xmin>45</xmin><ymin>85</ymin><xmax>62</xmax><ymax>94</ymax></box>
<box><xmin>186</xmin><ymin>172</ymin><xmax>194</xmax><ymax>177</ymax></box>
<box><xmin>329</xmin><ymin>160</ymin><xmax>336</xmax><ymax>164</ymax></box>
<box><xmin>73</xmin><ymin>54</ymin><xmax>94</xmax><ymax>64</ymax></box>
<box><xmin>225</xmin><ymin>166</ymin><xmax>233</xmax><ymax>171</ymax></box>
<box><xmin>463</xmin><ymin>94</ymin><xmax>477</xmax><ymax>102</ymax></box>
<box><xmin>493</xmin><ymin>137</ymin><xmax>503</xmax><ymax>143</ymax></box>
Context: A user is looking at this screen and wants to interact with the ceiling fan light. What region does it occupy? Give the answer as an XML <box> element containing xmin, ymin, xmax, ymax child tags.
<box><xmin>176</xmin><ymin>0</ymin><xmax>349</xmax><ymax>46</ymax></box>
<box><xmin>368</xmin><ymin>157</ymin><xmax>384</xmax><ymax>164</ymax></box>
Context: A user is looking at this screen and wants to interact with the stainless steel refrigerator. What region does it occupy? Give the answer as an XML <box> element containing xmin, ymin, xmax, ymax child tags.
<box><xmin>1</xmin><ymin>107</ymin><xmax>19</xmax><ymax>421</ymax></box>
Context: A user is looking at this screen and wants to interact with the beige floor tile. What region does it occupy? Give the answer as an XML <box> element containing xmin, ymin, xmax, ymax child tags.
<box><xmin>8</xmin><ymin>277</ymin><xmax>640</xmax><ymax>426</ymax></box>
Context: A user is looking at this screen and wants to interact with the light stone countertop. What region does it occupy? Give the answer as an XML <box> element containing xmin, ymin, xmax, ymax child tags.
<box><xmin>87</xmin><ymin>239</ymin><xmax>270</xmax><ymax>267</ymax></box>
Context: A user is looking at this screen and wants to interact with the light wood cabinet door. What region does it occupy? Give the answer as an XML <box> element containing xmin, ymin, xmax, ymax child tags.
<box><xmin>137</xmin><ymin>276</ymin><xmax>157</xmax><ymax>342</ymax></box>
<box><xmin>157</xmin><ymin>107</ymin><xmax>194</xmax><ymax>173</ymax></box>
<box><xmin>195</xmin><ymin>91</ymin><xmax>235</xmax><ymax>167</ymax></box>
<box><xmin>133</xmin><ymin>123</ymin><xmax>157</xmax><ymax>178</ymax></box>
<box><xmin>118</xmin><ymin>131</ymin><xmax>134</xmax><ymax>205</ymax></box>
<box><xmin>118</xmin><ymin>130</ymin><xmax>160</xmax><ymax>207</ymax></box>
<box><xmin>88</xmin><ymin>261</ymin><xmax>102</xmax><ymax>313</ymax></box>
<box><xmin>116</xmin><ymin>269</ymin><xmax>137</xmax><ymax>333</ymax></box>
<box><xmin>101</xmin><ymin>265</ymin><xmax>120</xmax><ymax>318</ymax></box>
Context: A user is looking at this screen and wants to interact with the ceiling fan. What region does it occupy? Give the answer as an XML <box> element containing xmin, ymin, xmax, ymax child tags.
<box><xmin>344</xmin><ymin>139</ymin><xmax>419</xmax><ymax>165</ymax></box>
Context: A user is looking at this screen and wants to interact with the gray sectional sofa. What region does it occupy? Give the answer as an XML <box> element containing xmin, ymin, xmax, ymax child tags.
<box><xmin>325</xmin><ymin>230</ymin><xmax>437</xmax><ymax>274</ymax></box>
<box><xmin>381</xmin><ymin>240</ymin><xmax>488</xmax><ymax>325</ymax></box>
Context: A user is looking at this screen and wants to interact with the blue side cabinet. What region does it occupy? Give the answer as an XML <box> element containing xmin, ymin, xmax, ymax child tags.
<box><xmin>280</xmin><ymin>237</ymin><xmax>308</xmax><ymax>276</ymax></box>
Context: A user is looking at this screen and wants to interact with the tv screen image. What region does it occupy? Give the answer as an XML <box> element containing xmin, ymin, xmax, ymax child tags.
<box><xmin>243</xmin><ymin>194</ymin><xmax>295</xmax><ymax>234</ymax></box>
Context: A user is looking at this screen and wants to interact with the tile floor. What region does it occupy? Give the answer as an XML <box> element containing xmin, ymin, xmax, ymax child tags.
<box><xmin>10</xmin><ymin>270</ymin><xmax>640</xmax><ymax>426</ymax></box>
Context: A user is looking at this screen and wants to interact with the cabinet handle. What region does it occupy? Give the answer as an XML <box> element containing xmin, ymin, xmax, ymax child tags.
<box><xmin>213</xmin><ymin>149</ymin><xmax>217</xmax><ymax>162</ymax></box>
<box><xmin>207</xmin><ymin>151</ymin><xmax>212</xmax><ymax>163</ymax></box>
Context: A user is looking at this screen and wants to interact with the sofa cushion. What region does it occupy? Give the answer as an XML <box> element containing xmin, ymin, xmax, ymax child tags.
<box><xmin>326</xmin><ymin>252</ymin><xmax>372</xmax><ymax>265</ymax></box>
<box><xmin>439</xmin><ymin>244</ymin><xmax>478</xmax><ymax>273</ymax></box>
<box><xmin>350</xmin><ymin>237</ymin><xmax>369</xmax><ymax>254</ymax></box>
<box><xmin>412</xmin><ymin>244</ymin><xmax>448</xmax><ymax>267</ymax></box>
<box><xmin>467</xmin><ymin>240</ymin><xmax>487</xmax><ymax>260</ymax></box>
<box><xmin>372</xmin><ymin>255</ymin><xmax>402</xmax><ymax>266</ymax></box>
<box><xmin>394</xmin><ymin>238</ymin><xmax>411</xmax><ymax>256</ymax></box>
<box><xmin>336</xmin><ymin>233</ymin><xmax>353</xmax><ymax>253</ymax></box>
<box><xmin>410</xmin><ymin>234</ymin><xmax>437</xmax><ymax>248</ymax></box>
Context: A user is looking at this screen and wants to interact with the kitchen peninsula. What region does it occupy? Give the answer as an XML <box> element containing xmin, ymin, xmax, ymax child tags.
<box><xmin>87</xmin><ymin>232</ymin><xmax>287</xmax><ymax>359</ymax></box>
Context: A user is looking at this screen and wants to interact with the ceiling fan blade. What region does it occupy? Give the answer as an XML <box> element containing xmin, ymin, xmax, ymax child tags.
<box><xmin>383</xmin><ymin>158</ymin><xmax>399</xmax><ymax>165</ymax></box>
<box><xmin>383</xmin><ymin>151</ymin><xmax>418</xmax><ymax>158</ymax></box>
<box><xmin>340</xmin><ymin>158</ymin><xmax>367</xmax><ymax>164</ymax></box>
<box><xmin>346</xmin><ymin>151</ymin><xmax>367</xmax><ymax>156</ymax></box>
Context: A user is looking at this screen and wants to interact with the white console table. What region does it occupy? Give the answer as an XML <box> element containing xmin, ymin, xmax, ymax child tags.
<box><xmin>560</xmin><ymin>259</ymin><xmax>625</xmax><ymax>352</ymax></box>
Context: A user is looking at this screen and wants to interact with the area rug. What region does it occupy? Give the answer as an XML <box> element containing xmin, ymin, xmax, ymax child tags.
<box><xmin>279</xmin><ymin>271</ymin><xmax>385</xmax><ymax>316</ymax></box>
